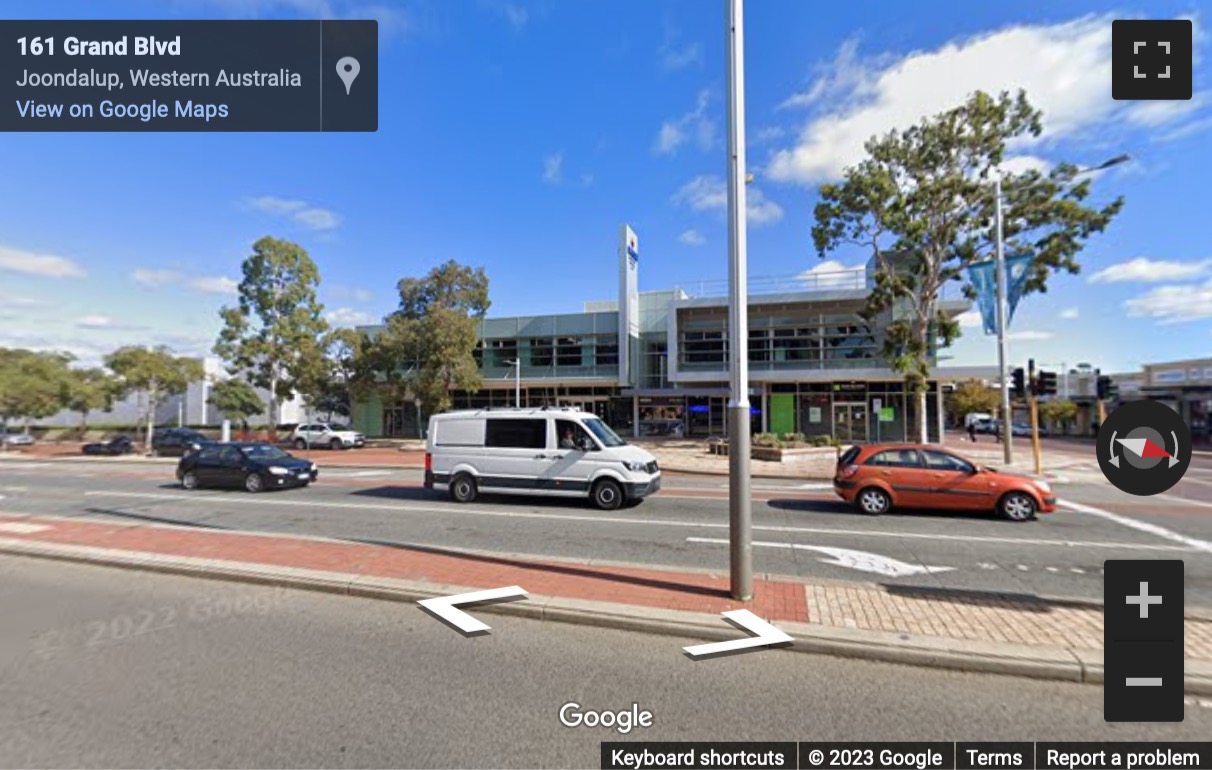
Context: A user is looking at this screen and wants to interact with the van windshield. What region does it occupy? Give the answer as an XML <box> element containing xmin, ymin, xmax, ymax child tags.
<box><xmin>583</xmin><ymin>418</ymin><xmax>626</xmax><ymax>447</ymax></box>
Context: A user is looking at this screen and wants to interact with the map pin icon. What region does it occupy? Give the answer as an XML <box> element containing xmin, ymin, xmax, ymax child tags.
<box><xmin>336</xmin><ymin>56</ymin><xmax>360</xmax><ymax>95</ymax></box>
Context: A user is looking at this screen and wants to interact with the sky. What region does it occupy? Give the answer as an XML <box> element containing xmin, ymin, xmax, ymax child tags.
<box><xmin>1</xmin><ymin>0</ymin><xmax>1210</xmax><ymax>377</ymax></box>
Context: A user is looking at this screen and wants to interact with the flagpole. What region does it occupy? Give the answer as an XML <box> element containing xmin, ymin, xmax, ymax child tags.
<box><xmin>995</xmin><ymin>174</ymin><xmax>1013</xmax><ymax>465</ymax></box>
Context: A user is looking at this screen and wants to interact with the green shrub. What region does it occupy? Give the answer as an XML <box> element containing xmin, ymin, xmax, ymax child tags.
<box><xmin>751</xmin><ymin>432</ymin><xmax>783</xmax><ymax>448</ymax></box>
<box><xmin>779</xmin><ymin>432</ymin><xmax>807</xmax><ymax>444</ymax></box>
<box><xmin>808</xmin><ymin>434</ymin><xmax>840</xmax><ymax>447</ymax></box>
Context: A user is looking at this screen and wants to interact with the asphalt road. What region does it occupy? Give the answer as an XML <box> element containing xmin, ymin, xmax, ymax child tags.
<box><xmin>0</xmin><ymin>455</ymin><xmax>1210</xmax><ymax>607</ymax></box>
<box><xmin>2</xmin><ymin>556</ymin><xmax>1209</xmax><ymax>769</ymax></box>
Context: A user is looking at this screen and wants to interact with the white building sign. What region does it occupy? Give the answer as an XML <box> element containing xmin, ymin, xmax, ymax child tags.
<box><xmin>618</xmin><ymin>224</ymin><xmax>640</xmax><ymax>386</ymax></box>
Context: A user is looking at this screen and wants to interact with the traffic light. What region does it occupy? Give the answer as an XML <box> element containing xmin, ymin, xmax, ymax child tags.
<box><xmin>1036</xmin><ymin>370</ymin><xmax>1058</xmax><ymax>397</ymax></box>
<box><xmin>1012</xmin><ymin>367</ymin><xmax>1026</xmax><ymax>398</ymax></box>
<box><xmin>1097</xmin><ymin>375</ymin><xmax>1113</xmax><ymax>400</ymax></box>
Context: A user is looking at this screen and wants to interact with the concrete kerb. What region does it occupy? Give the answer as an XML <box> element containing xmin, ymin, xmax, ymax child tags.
<box><xmin>3</xmin><ymin>536</ymin><xmax>1210</xmax><ymax>694</ymax></box>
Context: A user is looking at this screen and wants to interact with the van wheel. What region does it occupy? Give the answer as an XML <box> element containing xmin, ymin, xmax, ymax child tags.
<box><xmin>450</xmin><ymin>473</ymin><xmax>478</xmax><ymax>504</ymax></box>
<box><xmin>592</xmin><ymin>479</ymin><xmax>624</xmax><ymax>511</ymax></box>
<box><xmin>855</xmin><ymin>487</ymin><xmax>890</xmax><ymax>515</ymax></box>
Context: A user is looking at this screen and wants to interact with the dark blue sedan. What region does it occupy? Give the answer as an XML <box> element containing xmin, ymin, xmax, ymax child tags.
<box><xmin>176</xmin><ymin>442</ymin><xmax>318</xmax><ymax>493</ymax></box>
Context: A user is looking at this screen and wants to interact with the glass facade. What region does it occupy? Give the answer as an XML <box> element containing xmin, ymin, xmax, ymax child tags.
<box><xmin>353</xmin><ymin>288</ymin><xmax>965</xmax><ymax>442</ymax></box>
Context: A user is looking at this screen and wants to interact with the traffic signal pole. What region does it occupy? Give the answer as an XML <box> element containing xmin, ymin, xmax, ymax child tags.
<box><xmin>1028</xmin><ymin>359</ymin><xmax>1042</xmax><ymax>476</ymax></box>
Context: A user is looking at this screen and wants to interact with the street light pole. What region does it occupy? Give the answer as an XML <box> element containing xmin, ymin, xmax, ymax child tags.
<box><xmin>725</xmin><ymin>0</ymin><xmax>752</xmax><ymax>601</ymax></box>
<box><xmin>994</xmin><ymin>174</ymin><xmax>1013</xmax><ymax>466</ymax></box>
<box><xmin>992</xmin><ymin>153</ymin><xmax>1129</xmax><ymax>464</ymax></box>
<box><xmin>506</xmin><ymin>359</ymin><xmax>521</xmax><ymax>407</ymax></box>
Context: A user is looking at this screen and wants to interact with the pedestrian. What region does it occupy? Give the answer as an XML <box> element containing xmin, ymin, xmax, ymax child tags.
<box><xmin>993</xmin><ymin>420</ymin><xmax>1001</xmax><ymax>444</ymax></box>
<box><xmin>967</xmin><ymin>422</ymin><xmax>977</xmax><ymax>443</ymax></box>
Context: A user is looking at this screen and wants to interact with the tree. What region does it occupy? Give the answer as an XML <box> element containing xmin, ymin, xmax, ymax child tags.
<box><xmin>105</xmin><ymin>346</ymin><xmax>204</xmax><ymax>453</ymax></box>
<box><xmin>945</xmin><ymin>379</ymin><xmax>1000</xmax><ymax>425</ymax></box>
<box><xmin>65</xmin><ymin>367</ymin><xmax>121</xmax><ymax>433</ymax></box>
<box><xmin>298</xmin><ymin>327</ymin><xmax>378</xmax><ymax>423</ymax></box>
<box><xmin>0</xmin><ymin>348</ymin><xmax>74</xmax><ymax>444</ymax></box>
<box><xmin>207</xmin><ymin>378</ymin><xmax>265</xmax><ymax>426</ymax></box>
<box><xmin>811</xmin><ymin>90</ymin><xmax>1123</xmax><ymax>442</ymax></box>
<box><xmin>377</xmin><ymin>260</ymin><xmax>490</xmax><ymax>416</ymax></box>
<box><xmin>1039</xmin><ymin>398</ymin><xmax>1078</xmax><ymax>435</ymax></box>
<box><xmin>214</xmin><ymin>236</ymin><xmax>330</xmax><ymax>436</ymax></box>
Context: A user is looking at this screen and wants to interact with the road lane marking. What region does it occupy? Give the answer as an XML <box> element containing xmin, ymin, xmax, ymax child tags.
<box><xmin>1059</xmin><ymin>499</ymin><xmax>1212</xmax><ymax>554</ymax></box>
<box><xmin>80</xmin><ymin>490</ymin><xmax>1201</xmax><ymax>552</ymax></box>
<box><xmin>687</xmin><ymin>537</ymin><xmax>953</xmax><ymax>577</ymax></box>
<box><xmin>0</xmin><ymin>522</ymin><xmax>50</xmax><ymax>534</ymax></box>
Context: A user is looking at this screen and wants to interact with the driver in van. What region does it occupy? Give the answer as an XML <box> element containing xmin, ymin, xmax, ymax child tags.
<box><xmin>559</xmin><ymin>426</ymin><xmax>577</xmax><ymax>449</ymax></box>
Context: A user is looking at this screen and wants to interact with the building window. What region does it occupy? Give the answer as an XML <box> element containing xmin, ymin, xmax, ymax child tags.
<box><xmin>529</xmin><ymin>337</ymin><xmax>553</xmax><ymax>367</ymax></box>
<box><xmin>472</xmin><ymin>341</ymin><xmax>484</xmax><ymax>368</ymax></box>
<box><xmin>488</xmin><ymin>339</ymin><xmax>517</xmax><ymax>368</ymax></box>
<box><xmin>772</xmin><ymin>327</ymin><xmax>819</xmax><ymax>362</ymax></box>
<box><xmin>596</xmin><ymin>335</ymin><xmax>619</xmax><ymax>366</ymax></box>
<box><xmin>682</xmin><ymin>330</ymin><xmax>727</xmax><ymax>364</ymax></box>
<box><xmin>555</xmin><ymin>336</ymin><xmax>582</xmax><ymax>367</ymax></box>
<box><xmin>749</xmin><ymin>328</ymin><xmax>771</xmax><ymax>362</ymax></box>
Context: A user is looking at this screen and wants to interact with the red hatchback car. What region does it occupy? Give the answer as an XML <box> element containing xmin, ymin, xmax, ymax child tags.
<box><xmin>833</xmin><ymin>443</ymin><xmax>1056</xmax><ymax>521</ymax></box>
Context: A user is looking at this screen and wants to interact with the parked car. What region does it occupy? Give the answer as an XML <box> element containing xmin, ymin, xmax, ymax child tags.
<box><xmin>82</xmin><ymin>436</ymin><xmax>135</xmax><ymax>455</ymax></box>
<box><xmin>972</xmin><ymin>418</ymin><xmax>1000</xmax><ymax>434</ymax></box>
<box><xmin>291</xmin><ymin>423</ymin><xmax>365</xmax><ymax>450</ymax></box>
<box><xmin>177</xmin><ymin>442</ymin><xmax>318</xmax><ymax>493</ymax></box>
<box><xmin>1</xmin><ymin>431</ymin><xmax>35</xmax><ymax>447</ymax></box>
<box><xmin>425</xmin><ymin>407</ymin><xmax>661</xmax><ymax>510</ymax></box>
<box><xmin>152</xmin><ymin>427</ymin><xmax>215</xmax><ymax>457</ymax></box>
<box><xmin>833</xmin><ymin>443</ymin><xmax>1055</xmax><ymax>522</ymax></box>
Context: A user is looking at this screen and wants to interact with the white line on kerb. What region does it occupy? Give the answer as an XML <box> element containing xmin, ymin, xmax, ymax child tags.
<box><xmin>79</xmin><ymin>490</ymin><xmax>1196</xmax><ymax>552</ymax></box>
<box><xmin>1059</xmin><ymin>498</ymin><xmax>1212</xmax><ymax>554</ymax></box>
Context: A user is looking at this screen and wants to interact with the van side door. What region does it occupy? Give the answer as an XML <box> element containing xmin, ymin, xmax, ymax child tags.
<box><xmin>482</xmin><ymin>418</ymin><xmax>550</xmax><ymax>494</ymax></box>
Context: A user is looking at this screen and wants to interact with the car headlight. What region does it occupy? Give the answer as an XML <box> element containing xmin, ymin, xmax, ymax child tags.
<box><xmin>267</xmin><ymin>466</ymin><xmax>289</xmax><ymax>475</ymax></box>
<box><xmin>309</xmin><ymin>462</ymin><xmax>317</xmax><ymax>471</ymax></box>
<box><xmin>1034</xmin><ymin>479</ymin><xmax>1052</xmax><ymax>493</ymax></box>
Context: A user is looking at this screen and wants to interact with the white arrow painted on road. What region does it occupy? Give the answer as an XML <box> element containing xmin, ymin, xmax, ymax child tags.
<box><xmin>683</xmin><ymin>609</ymin><xmax>793</xmax><ymax>658</ymax></box>
<box><xmin>417</xmin><ymin>586</ymin><xmax>528</xmax><ymax>634</ymax></box>
<box><xmin>687</xmin><ymin>537</ymin><xmax>955</xmax><ymax>578</ymax></box>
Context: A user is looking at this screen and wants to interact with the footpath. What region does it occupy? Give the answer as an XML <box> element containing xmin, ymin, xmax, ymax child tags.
<box><xmin>0</xmin><ymin>511</ymin><xmax>1208</xmax><ymax>693</ymax></box>
<box><xmin>2</xmin><ymin>436</ymin><xmax>1090</xmax><ymax>480</ymax></box>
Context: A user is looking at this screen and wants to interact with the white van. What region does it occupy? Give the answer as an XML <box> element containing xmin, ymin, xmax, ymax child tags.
<box><xmin>424</xmin><ymin>407</ymin><xmax>661</xmax><ymax>510</ymax></box>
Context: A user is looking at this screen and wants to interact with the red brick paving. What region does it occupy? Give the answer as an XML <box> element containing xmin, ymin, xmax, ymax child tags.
<box><xmin>0</xmin><ymin>514</ymin><xmax>808</xmax><ymax>622</ymax></box>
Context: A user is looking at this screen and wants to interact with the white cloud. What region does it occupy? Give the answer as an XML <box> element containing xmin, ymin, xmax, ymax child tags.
<box><xmin>653</xmin><ymin>90</ymin><xmax>716</xmax><ymax>156</ymax></box>
<box><xmin>1059</xmin><ymin>307</ymin><xmax>1079</xmax><ymax>320</ymax></box>
<box><xmin>796</xmin><ymin>259</ymin><xmax>866</xmax><ymax>289</ymax></box>
<box><xmin>190</xmin><ymin>276</ymin><xmax>239</xmax><ymax>295</ymax></box>
<box><xmin>671</xmin><ymin>175</ymin><xmax>784</xmax><ymax>226</ymax></box>
<box><xmin>542</xmin><ymin>152</ymin><xmax>563</xmax><ymax>184</ymax></box>
<box><xmin>0</xmin><ymin>245</ymin><xmax>86</xmax><ymax>278</ymax></box>
<box><xmin>1006</xmin><ymin>330</ymin><xmax>1053</xmax><ymax>341</ymax></box>
<box><xmin>248</xmin><ymin>196</ymin><xmax>341</xmax><ymax>230</ymax></box>
<box><xmin>1088</xmin><ymin>257</ymin><xmax>1211</xmax><ymax>283</ymax></box>
<box><xmin>326</xmin><ymin>307</ymin><xmax>376</xmax><ymax>327</ymax></box>
<box><xmin>660</xmin><ymin>41</ymin><xmax>703</xmax><ymax>71</ymax></box>
<box><xmin>751</xmin><ymin>126</ymin><xmax>787</xmax><ymax>145</ymax></box>
<box><xmin>957</xmin><ymin>309</ymin><xmax>983</xmax><ymax>328</ymax></box>
<box><xmin>76</xmin><ymin>315</ymin><xmax>114</xmax><ymax>329</ymax></box>
<box><xmin>132</xmin><ymin>267</ymin><xmax>184</xmax><ymax>288</ymax></box>
<box><xmin>9</xmin><ymin>297</ymin><xmax>45</xmax><ymax>307</ymax></box>
<box><xmin>678</xmin><ymin>229</ymin><xmax>706</xmax><ymax>247</ymax></box>
<box><xmin>767</xmin><ymin>16</ymin><xmax>1209</xmax><ymax>185</ymax></box>
<box><xmin>1125</xmin><ymin>279</ymin><xmax>1212</xmax><ymax>323</ymax></box>
<box><xmin>999</xmin><ymin>155</ymin><xmax>1051</xmax><ymax>175</ymax></box>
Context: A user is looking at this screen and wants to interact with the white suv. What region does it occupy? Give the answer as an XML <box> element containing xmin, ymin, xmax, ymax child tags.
<box><xmin>291</xmin><ymin>423</ymin><xmax>366</xmax><ymax>450</ymax></box>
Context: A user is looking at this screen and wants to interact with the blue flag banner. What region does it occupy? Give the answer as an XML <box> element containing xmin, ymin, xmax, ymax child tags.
<box><xmin>1005</xmin><ymin>254</ymin><xmax>1032</xmax><ymax>327</ymax></box>
<box><xmin>967</xmin><ymin>260</ymin><xmax>998</xmax><ymax>335</ymax></box>
<box><xmin>966</xmin><ymin>255</ymin><xmax>1033</xmax><ymax>335</ymax></box>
